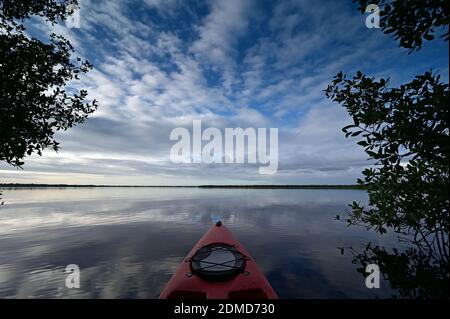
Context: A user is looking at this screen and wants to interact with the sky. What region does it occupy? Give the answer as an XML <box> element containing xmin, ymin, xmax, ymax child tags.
<box><xmin>1</xmin><ymin>0</ymin><xmax>448</xmax><ymax>185</ymax></box>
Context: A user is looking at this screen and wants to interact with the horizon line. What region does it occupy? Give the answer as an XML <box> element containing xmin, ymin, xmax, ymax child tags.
<box><xmin>0</xmin><ymin>183</ymin><xmax>364</xmax><ymax>189</ymax></box>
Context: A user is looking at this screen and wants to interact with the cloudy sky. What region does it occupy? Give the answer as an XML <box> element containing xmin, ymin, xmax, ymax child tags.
<box><xmin>1</xmin><ymin>0</ymin><xmax>448</xmax><ymax>185</ymax></box>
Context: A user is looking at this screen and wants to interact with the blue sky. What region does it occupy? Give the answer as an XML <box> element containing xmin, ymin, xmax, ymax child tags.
<box><xmin>1</xmin><ymin>0</ymin><xmax>448</xmax><ymax>185</ymax></box>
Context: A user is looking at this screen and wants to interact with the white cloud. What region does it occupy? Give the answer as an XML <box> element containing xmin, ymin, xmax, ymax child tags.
<box><xmin>190</xmin><ymin>0</ymin><xmax>254</xmax><ymax>65</ymax></box>
<box><xmin>2</xmin><ymin>0</ymin><xmax>445</xmax><ymax>185</ymax></box>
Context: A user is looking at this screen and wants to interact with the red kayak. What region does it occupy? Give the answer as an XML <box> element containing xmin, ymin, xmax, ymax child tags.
<box><xmin>159</xmin><ymin>221</ymin><xmax>278</xmax><ymax>299</ymax></box>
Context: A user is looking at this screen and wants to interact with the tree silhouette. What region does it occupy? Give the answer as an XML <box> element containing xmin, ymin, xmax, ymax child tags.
<box><xmin>356</xmin><ymin>0</ymin><xmax>449</xmax><ymax>53</ymax></box>
<box><xmin>326</xmin><ymin>0</ymin><xmax>449</xmax><ymax>297</ymax></box>
<box><xmin>0</xmin><ymin>0</ymin><xmax>97</xmax><ymax>167</ymax></box>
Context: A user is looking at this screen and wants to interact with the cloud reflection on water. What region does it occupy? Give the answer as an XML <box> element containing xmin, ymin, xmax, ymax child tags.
<box><xmin>0</xmin><ymin>187</ymin><xmax>399</xmax><ymax>298</ymax></box>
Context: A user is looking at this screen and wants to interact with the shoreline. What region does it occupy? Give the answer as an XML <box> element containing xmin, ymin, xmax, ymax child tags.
<box><xmin>0</xmin><ymin>183</ymin><xmax>365</xmax><ymax>189</ymax></box>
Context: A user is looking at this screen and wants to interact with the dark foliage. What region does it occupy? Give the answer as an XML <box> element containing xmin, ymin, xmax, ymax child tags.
<box><xmin>327</xmin><ymin>0</ymin><xmax>449</xmax><ymax>297</ymax></box>
<box><xmin>0</xmin><ymin>0</ymin><xmax>97</xmax><ymax>167</ymax></box>
<box><xmin>325</xmin><ymin>71</ymin><xmax>449</xmax><ymax>243</ymax></box>
<box><xmin>355</xmin><ymin>0</ymin><xmax>449</xmax><ymax>52</ymax></box>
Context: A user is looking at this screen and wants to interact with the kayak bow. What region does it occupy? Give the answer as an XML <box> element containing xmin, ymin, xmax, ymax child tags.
<box><xmin>159</xmin><ymin>221</ymin><xmax>278</xmax><ymax>299</ymax></box>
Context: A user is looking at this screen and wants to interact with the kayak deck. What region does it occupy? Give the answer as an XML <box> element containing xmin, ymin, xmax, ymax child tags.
<box><xmin>159</xmin><ymin>222</ymin><xmax>278</xmax><ymax>299</ymax></box>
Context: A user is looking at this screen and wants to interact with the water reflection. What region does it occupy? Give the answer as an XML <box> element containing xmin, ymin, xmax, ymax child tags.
<box><xmin>352</xmin><ymin>242</ymin><xmax>449</xmax><ymax>298</ymax></box>
<box><xmin>0</xmin><ymin>187</ymin><xmax>404</xmax><ymax>298</ymax></box>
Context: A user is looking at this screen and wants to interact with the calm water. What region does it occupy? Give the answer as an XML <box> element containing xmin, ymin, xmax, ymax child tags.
<box><xmin>0</xmin><ymin>187</ymin><xmax>402</xmax><ymax>298</ymax></box>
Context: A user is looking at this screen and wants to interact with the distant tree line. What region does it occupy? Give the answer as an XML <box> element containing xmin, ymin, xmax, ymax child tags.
<box><xmin>0</xmin><ymin>183</ymin><xmax>365</xmax><ymax>189</ymax></box>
